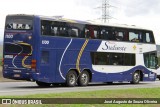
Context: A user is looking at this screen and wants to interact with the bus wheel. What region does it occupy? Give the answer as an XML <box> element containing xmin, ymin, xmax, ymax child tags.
<box><xmin>131</xmin><ymin>71</ymin><xmax>140</xmax><ymax>84</ymax></box>
<box><xmin>66</xmin><ymin>70</ymin><xmax>77</xmax><ymax>87</ymax></box>
<box><xmin>78</xmin><ymin>70</ymin><xmax>89</xmax><ymax>86</ymax></box>
<box><xmin>36</xmin><ymin>81</ymin><xmax>51</xmax><ymax>87</ymax></box>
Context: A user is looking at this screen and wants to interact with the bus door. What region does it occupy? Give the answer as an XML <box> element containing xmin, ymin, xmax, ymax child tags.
<box><xmin>40</xmin><ymin>50</ymin><xmax>56</xmax><ymax>82</ymax></box>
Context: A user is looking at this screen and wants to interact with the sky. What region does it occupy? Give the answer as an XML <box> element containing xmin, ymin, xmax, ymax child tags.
<box><xmin>0</xmin><ymin>0</ymin><xmax>160</xmax><ymax>43</ymax></box>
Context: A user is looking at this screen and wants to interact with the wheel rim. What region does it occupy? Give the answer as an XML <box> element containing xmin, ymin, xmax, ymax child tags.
<box><xmin>134</xmin><ymin>72</ymin><xmax>140</xmax><ymax>83</ymax></box>
<box><xmin>69</xmin><ymin>74</ymin><xmax>76</xmax><ymax>85</ymax></box>
<box><xmin>81</xmin><ymin>73</ymin><xmax>88</xmax><ymax>84</ymax></box>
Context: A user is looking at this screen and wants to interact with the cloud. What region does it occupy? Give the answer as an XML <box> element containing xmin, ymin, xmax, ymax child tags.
<box><xmin>0</xmin><ymin>29</ymin><xmax>4</xmax><ymax>40</ymax></box>
<box><xmin>75</xmin><ymin>0</ymin><xmax>101</xmax><ymax>7</ymax></box>
<box><xmin>0</xmin><ymin>0</ymin><xmax>160</xmax><ymax>44</ymax></box>
<box><xmin>123</xmin><ymin>0</ymin><xmax>160</xmax><ymax>17</ymax></box>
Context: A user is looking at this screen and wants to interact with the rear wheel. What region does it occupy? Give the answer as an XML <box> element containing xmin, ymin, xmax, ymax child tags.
<box><xmin>78</xmin><ymin>70</ymin><xmax>90</xmax><ymax>86</ymax></box>
<box><xmin>66</xmin><ymin>70</ymin><xmax>77</xmax><ymax>87</ymax></box>
<box><xmin>36</xmin><ymin>81</ymin><xmax>52</xmax><ymax>87</ymax></box>
<box><xmin>131</xmin><ymin>71</ymin><xmax>140</xmax><ymax>84</ymax></box>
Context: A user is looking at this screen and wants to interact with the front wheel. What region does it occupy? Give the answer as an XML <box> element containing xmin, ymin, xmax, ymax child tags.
<box><xmin>131</xmin><ymin>71</ymin><xmax>140</xmax><ymax>84</ymax></box>
<box><xmin>66</xmin><ymin>70</ymin><xmax>77</xmax><ymax>87</ymax></box>
<box><xmin>78</xmin><ymin>71</ymin><xmax>90</xmax><ymax>86</ymax></box>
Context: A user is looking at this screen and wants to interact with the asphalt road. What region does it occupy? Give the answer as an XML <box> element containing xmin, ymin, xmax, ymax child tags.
<box><xmin>0</xmin><ymin>81</ymin><xmax>160</xmax><ymax>96</ymax></box>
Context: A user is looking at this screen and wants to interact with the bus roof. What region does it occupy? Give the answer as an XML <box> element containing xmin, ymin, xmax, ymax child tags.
<box><xmin>7</xmin><ymin>14</ymin><xmax>151</xmax><ymax>31</ymax></box>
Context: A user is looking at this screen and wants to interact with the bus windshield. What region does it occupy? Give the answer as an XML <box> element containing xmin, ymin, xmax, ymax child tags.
<box><xmin>5</xmin><ymin>16</ymin><xmax>33</xmax><ymax>30</ymax></box>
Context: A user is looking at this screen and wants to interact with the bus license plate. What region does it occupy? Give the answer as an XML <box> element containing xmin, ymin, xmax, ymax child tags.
<box><xmin>14</xmin><ymin>74</ymin><xmax>20</xmax><ymax>78</ymax></box>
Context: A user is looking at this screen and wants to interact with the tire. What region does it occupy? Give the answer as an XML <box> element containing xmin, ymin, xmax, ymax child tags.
<box><xmin>66</xmin><ymin>70</ymin><xmax>77</xmax><ymax>87</ymax></box>
<box><xmin>36</xmin><ymin>81</ymin><xmax>51</xmax><ymax>87</ymax></box>
<box><xmin>131</xmin><ymin>71</ymin><xmax>140</xmax><ymax>84</ymax></box>
<box><xmin>78</xmin><ymin>70</ymin><xmax>90</xmax><ymax>86</ymax></box>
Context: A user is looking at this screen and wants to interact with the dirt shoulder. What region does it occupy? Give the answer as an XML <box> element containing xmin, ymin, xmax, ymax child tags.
<box><xmin>0</xmin><ymin>66</ymin><xmax>20</xmax><ymax>82</ymax></box>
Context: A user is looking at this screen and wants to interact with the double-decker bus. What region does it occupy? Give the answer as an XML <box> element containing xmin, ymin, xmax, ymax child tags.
<box><xmin>3</xmin><ymin>14</ymin><xmax>158</xmax><ymax>87</ymax></box>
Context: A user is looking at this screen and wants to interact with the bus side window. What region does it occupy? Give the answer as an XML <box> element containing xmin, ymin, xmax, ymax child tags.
<box><xmin>41</xmin><ymin>51</ymin><xmax>49</xmax><ymax>64</ymax></box>
<box><xmin>129</xmin><ymin>31</ymin><xmax>139</xmax><ymax>42</ymax></box>
<box><xmin>59</xmin><ymin>27</ymin><xmax>67</xmax><ymax>37</ymax></box>
<box><xmin>41</xmin><ymin>20</ymin><xmax>52</xmax><ymax>36</ymax></box>
<box><xmin>123</xmin><ymin>31</ymin><xmax>129</xmax><ymax>41</ymax></box>
<box><xmin>94</xmin><ymin>30</ymin><xmax>100</xmax><ymax>39</ymax></box>
<box><xmin>115</xmin><ymin>31</ymin><xmax>124</xmax><ymax>41</ymax></box>
<box><xmin>101</xmin><ymin>29</ymin><xmax>106</xmax><ymax>39</ymax></box>
<box><xmin>41</xmin><ymin>25</ymin><xmax>45</xmax><ymax>35</ymax></box>
<box><xmin>108</xmin><ymin>30</ymin><xmax>115</xmax><ymax>40</ymax></box>
<box><xmin>85</xmin><ymin>26</ymin><xmax>95</xmax><ymax>39</ymax></box>
<box><xmin>85</xmin><ymin>29</ymin><xmax>90</xmax><ymax>38</ymax></box>
<box><xmin>145</xmin><ymin>32</ymin><xmax>155</xmax><ymax>43</ymax></box>
<box><xmin>51</xmin><ymin>26</ymin><xmax>56</xmax><ymax>36</ymax></box>
<box><xmin>146</xmin><ymin>33</ymin><xmax>151</xmax><ymax>43</ymax></box>
<box><xmin>69</xmin><ymin>28</ymin><xmax>78</xmax><ymax>37</ymax></box>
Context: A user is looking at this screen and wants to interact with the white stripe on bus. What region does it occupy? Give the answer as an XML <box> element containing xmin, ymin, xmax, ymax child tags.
<box><xmin>59</xmin><ymin>39</ymin><xmax>73</xmax><ymax>80</ymax></box>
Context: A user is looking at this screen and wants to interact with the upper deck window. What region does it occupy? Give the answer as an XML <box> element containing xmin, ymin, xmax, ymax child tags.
<box><xmin>5</xmin><ymin>16</ymin><xmax>33</xmax><ymax>30</ymax></box>
<box><xmin>40</xmin><ymin>19</ymin><xmax>155</xmax><ymax>44</ymax></box>
<box><xmin>41</xmin><ymin>20</ymin><xmax>80</xmax><ymax>37</ymax></box>
<box><xmin>129</xmin><ymin>32</ymin><xmax>140</xmax><ymax>42</ymax></box>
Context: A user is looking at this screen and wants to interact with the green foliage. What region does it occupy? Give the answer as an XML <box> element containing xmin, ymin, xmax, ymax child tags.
<box><xmin>1</xmin><ymin>88</ymin><xmax>160</xmax><ymax>107</ymax></box>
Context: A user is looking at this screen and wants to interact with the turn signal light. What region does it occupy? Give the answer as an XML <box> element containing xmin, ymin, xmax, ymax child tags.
<box><xmin>31</xmin><ymin>60</ymin><xmax>36</xmax><ymax>69</ymax></box>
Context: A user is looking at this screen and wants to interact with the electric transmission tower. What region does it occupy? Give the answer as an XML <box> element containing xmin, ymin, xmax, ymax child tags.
<box><xmin>102</xmin><ymin>0</ymin><xmax>114</xmax><ymax>23</ymax></box>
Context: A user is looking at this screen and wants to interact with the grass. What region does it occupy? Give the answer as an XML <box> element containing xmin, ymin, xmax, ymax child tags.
<box><xmin>1</xmin><ymin>88</ymin><xmax>160</xmax><ymax>98</ymax></box>
<box><xmin>0</xmin><ymin>88</ymin><xmax>160</xmax><ymax>107</ymax></box>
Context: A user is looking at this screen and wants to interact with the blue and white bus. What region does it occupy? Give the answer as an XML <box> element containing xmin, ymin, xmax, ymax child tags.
<box><xmin>3</xmin><ymin>14</ymin><xmax>158</xmax><ymax>87</ymax></box>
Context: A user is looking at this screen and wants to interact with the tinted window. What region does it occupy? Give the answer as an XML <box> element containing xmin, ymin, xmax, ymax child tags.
<box><xmin>41</xmin><ymin>51</ymin><xmax>49</xmax><ymax>64</ymax></box>
<box><xmin>124</xmin><ymin>54</ymin><xmax>135</xmax><ymax>66</ymax></box>
<box><xmin>6</xmin><ymin>17</ymin><xmax>32</xmax><ymax>30</ymax></box>
<box><xmin>110</xmin><ymin>53</ymin><xmax>124</xmax><ymax>65</ymax></box>
<box><xmin>144</xmin><ymin>52</ymin><xmax>157</xmax><ymax>69</ymax></box>
<box><xmin>91</xmin><ymin>52</ymin><xmax>135</xmax><ymax>66</ymax></box>
<box><xmin>142</xmin><ymin>32</ymin><xmax>155</xmax><ymax>43</ymax></box>
<box><xmin>5</xmin><ymin>43</ymin><xmax>32</xmax><ymax>54</ymax></box>
<box><xmin>40</xmin><ymin>20</ymin><xmax>155</xmax><ymax>44</ymax></box>
<box><xmin>129</xmin><ymin>31</ymin><xmax>140</xmax><ymax>42</ymax></box>
<box><xmin>100</xmin><ymin>27</ymin><xmax>128</xmax><ymax>41</ymax></box>
<box><xmin>85</xmin><ymin>26</ymin><xmax>100</xmax><ymax>39</ymax></box>
<box><xmin>5</xmin><ymin>44</ymin><xmax>22</xmax><ymax>53</ymax></box>
<box><xmin>41</xmin><ymin>20</ymin><xmax>83</xmax><ymax>37</ymax></box>
<box><xmin>100</xmin><ymin>27</ymin><xmax>116</xmax><ymax>40</ymax></box>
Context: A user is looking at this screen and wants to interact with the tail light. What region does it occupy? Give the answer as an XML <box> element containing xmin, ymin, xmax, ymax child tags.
<box><xmin>31</xmin><ymin>60</ymin><xmax>36</xmax><ymax>69</ymax></box>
